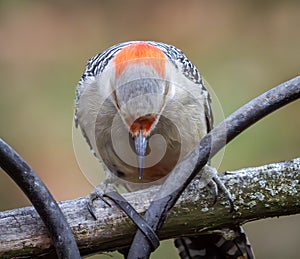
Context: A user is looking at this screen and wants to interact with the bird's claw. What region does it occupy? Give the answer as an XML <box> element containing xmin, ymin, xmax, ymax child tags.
<box><xmin>204</xmin><ymin>166</ymin><xmax>234</xmax><ymax>212</ymax></box>
<box><xmin>87</xmin><ymin>188</ymin><xmax>160</xmax><ymax>250</ymax></box>
<box><xmin>211</xmin><ymin>175</ymin><xmax>234</xmax><ymax>212</ymax></box>
<box><xmin>86</xmin><ymin>183</ymin><xmax>116</xmax><ymax>220</ymax></box>
<box><xmin>207</xmin><ymin>179</ymin><xmax>218</xmax><ymax>205</ymax></box>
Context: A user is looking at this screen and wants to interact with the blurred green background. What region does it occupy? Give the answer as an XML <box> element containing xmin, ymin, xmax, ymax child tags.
<box><xmin>0</xmin><ymin>1</ymin><xmax>299</xmax><ymax>258</ymax></box>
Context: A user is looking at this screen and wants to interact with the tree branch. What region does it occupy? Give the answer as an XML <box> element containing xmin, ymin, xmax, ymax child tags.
<box><xmin>1</xmin><ymin>158</ymin><xmax>300</xmax><ymax>258</ymax></box>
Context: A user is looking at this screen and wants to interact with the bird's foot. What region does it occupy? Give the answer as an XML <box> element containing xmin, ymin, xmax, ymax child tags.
<box><xmin>86</xmin><ymin>184</ymin><xmax>160</xmax><ymax>250</ymax></box>
<box><xmin>87</xmin><ymin>182</ymin><xmax>116</xmax><ymax>220</ymax></box>
<box><xmin>201</xmin><ymin>165</ymin><xmax>234</xmax><ymax>212</ymax></box>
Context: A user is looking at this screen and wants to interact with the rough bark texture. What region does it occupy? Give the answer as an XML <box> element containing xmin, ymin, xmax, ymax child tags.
<box><xmin>0</xmin><ymin>158</ymin><xmax>300</xmax><ymax>258</ymax></box>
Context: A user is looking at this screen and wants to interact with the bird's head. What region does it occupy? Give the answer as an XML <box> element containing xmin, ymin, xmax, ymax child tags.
<box><xmin>111</xmin><ymin>42</ymin><xmax>170</xmax><ymax>180</ymax></box>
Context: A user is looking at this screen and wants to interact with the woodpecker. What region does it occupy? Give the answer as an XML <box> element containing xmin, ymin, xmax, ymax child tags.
<box><xmin>75</xmin><ymin>41</ymin><xmax>255</xmax><ymax>258</ymax></box>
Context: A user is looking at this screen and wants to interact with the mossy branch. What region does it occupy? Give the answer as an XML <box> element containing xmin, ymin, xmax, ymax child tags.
<box><xmin>1</xmin><ymin>158</ymin><xmax>299</xmax><ymax>258</ymax></box>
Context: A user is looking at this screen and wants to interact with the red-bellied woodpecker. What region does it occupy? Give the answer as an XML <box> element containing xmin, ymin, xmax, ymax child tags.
<box><xmin>75</xmin><ymin>41</ymin><xmax>255</xmax><ymax>258</ymax></box>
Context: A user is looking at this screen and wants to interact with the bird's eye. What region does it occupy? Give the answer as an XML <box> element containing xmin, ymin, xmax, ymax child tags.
<box><xmin>129</xmin><ymin>132</ymin><xmax>135</xmax><ymax>140</ymax></box>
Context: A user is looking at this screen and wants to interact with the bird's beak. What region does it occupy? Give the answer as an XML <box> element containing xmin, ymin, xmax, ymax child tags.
<box><xmin>134</xmin><ymin>130</ymin><xmax>148</xmax><ymax>180</ymax></box>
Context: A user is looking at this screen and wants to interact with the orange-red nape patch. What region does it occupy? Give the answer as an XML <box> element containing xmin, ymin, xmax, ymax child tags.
<box><xmin>113</xmin><ymin>42</ymin><xmax>166</xmax><ymax>78</ymax></box>
<box><xmin>129</xmin><ymin>115</ymin><xmax>157</xmax><ymax>137</ymax></box>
